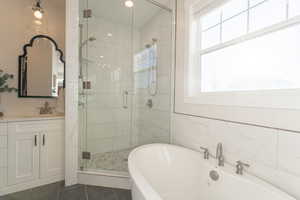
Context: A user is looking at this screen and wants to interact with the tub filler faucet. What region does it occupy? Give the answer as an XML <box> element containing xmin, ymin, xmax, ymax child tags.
<box><xmin>216</xmin><ymin>143</ymin><xmax>225</xmax><ymax>166</ymax></box>
<box><xmin>200</xmin><ymin>147</ymin><xmax>210</xmax><ymax>160</ymax></box>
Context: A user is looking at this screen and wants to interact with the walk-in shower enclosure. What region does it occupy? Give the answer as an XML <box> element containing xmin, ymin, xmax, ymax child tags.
<box><xmin>79</xmin><ymin>0</ymin><xmax>174</xmax><ymax>174</ymax></box>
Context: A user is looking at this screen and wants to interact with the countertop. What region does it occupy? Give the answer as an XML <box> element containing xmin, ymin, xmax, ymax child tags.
<box><xmin>0</xmin><ymin>115</ymin><xmax>65</xmax><ymax>123</ymax></box>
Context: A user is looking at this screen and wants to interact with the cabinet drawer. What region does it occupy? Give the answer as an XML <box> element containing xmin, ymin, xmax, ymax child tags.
<box><xmin>8</xmin><ymin>120</ymin><xmax>64</xmax><ymax>134</ymax></box>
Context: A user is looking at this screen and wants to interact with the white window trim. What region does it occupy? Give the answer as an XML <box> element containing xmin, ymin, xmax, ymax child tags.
<box><xmin>174</xmin><ymin>0</ymin><xmax>300</xmax><ymax>131</ymax></box>
<box><xmin>199</xmin><ymin>15</ymin><xmax>300</xmax><ymax>56</ymax></box>
<box><xmin>182</xmin><ymin>0</ymin><xmax>300</xmax><ymax>110</ymax></box>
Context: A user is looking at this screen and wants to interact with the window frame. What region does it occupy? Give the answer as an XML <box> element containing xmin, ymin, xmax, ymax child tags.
<box><xmin>181</xmin><ymin>0</ymin><xmax>300</xmax><ymax>110</ymax></box>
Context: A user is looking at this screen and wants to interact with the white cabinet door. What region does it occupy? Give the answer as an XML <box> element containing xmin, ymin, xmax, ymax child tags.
<box><xmin>8</xmin><ymin>129</ymin><xmax>39</xmax><ymax>185</ymax></box>
<box><xmin>40</xmin><ymin>128</ymin><xmax>64</xmax><ymax>178</ymax></box>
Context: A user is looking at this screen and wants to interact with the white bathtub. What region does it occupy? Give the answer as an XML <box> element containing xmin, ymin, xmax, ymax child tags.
<box><xmin>128</xmin><ymin>144</ymin><xmax>296</xmax><ymax>200</ymax></box>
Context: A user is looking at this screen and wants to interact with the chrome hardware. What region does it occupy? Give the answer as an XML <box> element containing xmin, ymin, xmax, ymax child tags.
<box><xmin>216</xmin><ymin>143</ymin><xmax>225</xmax><ymax>166</ymax></box>
<box><xmin>78</xmin><ymin>101</ymin><xmax>85</xmax><ymax>107</ymax></box>
<box><xmin>83</xmin><ymin>9</ymin><xmax>92</xmax><ymax>18</ymax></box>
<box><xmin>146</xmin><ymin>99</ymin><xmax>153</xmax><ymax>108</ymax></box>
<box><xmin>82</xmin><ymin>152</ymin><xmax>91</xmax><ymax>160</ymax></box>
<box><xmin>83</xmin><ymin>81</ymin><xmax>91</xmax><ymax>89</ymax></box>
<box><xmin>200</xmin><ymin>147</ymin><xmax>209</xmax><ymax>160</ymax></box>
<box><xmin>236</xmin><ymin>161</ymin><xmax>250</xmax><ymax>175</ymax></box>
<box><xmin>123</xmin><ymin>91</ymin><xmax>129</xmax><ymax>109</ymax></box>
<box><xmin>34</xmin><ymin>135</ymin><xmax>37</xmax><ymax>146</ymax></box>
<box><xmin>42</xmin><ymin>134</ymin><xmax>45</xmax><ymax>146</ymax></box>
<box><xmin>39</xmin><ymin>101</ymin><xmax>54</xmax><ymax>115</ymax></box>
<box><xmin>209</xmin><ymin>170</ymin><xmax>220</xmax><ymax>181</ymax></box>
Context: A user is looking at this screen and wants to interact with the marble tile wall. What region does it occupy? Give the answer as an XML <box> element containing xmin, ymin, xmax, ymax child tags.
<box><xmin>79</xmin><ymin>2</ymin><xmax>174</xmax><ymax>158</ymax></box>
<box><xmin>132</xmin><ymin>7</ymin><xmax>173</xmax><ymax>146</ymax></box>
<box><xmin>79</xmin><ymin>16</ymin><xmax>137</xmax><ymax>156</ymax></box>
<box><xmin>172</xmin><ymin>113</ymin><xmax>300</xmax><ymax>199</ymax></box>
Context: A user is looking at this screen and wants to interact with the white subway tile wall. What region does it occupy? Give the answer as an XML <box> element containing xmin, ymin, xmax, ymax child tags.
<box><xmin>132</xmin><ymin>8</ymin><xmax>172</xmax><ymax>147</ymax></box>
<box><xmin>172</xmin><ymin>114</ymin><xmax>300</xmax><ymax>199</ymax></box>
<box><xmin>80</xmin><ymin>5</ymin><xmax>173</xmax><ymax>158</ymax></box>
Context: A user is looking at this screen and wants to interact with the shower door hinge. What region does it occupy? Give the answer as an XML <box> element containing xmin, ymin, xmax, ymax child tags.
<box><xmin>83</xmin><ymin>81</ymin><xmax>91</xmax><ymax>89</ymax></box>
<box><xmin>83</xmin><ymin>9</ymin><xmax>92</xmax><ymax>18</ymax></box>
<box><xmin>82</xmin><ymin>151</ymin><xmax>91</xmax><ymax>160</ymax></box>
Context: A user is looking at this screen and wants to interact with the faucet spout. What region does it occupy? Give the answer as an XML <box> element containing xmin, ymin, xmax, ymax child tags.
<box><xmin>216</xmin><ymin>143</ymin><xmax>225</xmax><ymax>166</ymax></box>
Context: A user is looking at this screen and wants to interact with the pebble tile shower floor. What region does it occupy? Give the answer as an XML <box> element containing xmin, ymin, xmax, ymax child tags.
<box><xmin>0</xmin><ymin>182</ymin><xmax>132</xmax><ymax>200</ymax></box>
<box><xmin>86</xmin><ymin>149</ymin><xmax>131</xmax><ymax>171</ymax></box>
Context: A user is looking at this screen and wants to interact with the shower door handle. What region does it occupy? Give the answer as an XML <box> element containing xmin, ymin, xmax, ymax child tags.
<box><xmin>123</xmin><ymin>91</ymin><xmax>128</xmax><ymax>109</ymax></box>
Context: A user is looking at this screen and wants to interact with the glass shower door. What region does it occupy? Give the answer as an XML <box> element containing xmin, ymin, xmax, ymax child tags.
<box><xmin>79</xmin><ymin>0</ymin><xmax>134</xmax><ymax>172</ymax></box>
<box><xmin>79</xmin><ymin>0</ymin><xmax>173</xmax><ymax>173</ymax></box>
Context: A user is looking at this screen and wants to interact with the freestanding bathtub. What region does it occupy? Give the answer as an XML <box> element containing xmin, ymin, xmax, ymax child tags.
<box><xmin>128</xmin><ymin>144</ymin><xmax>296</xmax><ymax>200</ymax></box>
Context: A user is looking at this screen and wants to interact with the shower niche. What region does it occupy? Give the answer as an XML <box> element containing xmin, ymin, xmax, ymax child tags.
<box><xmin>78</xmin><ymin>0</ymin><xmax>174</xmax><ymax>174</ymax></box>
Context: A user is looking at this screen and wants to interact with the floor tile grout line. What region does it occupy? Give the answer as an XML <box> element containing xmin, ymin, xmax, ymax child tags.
<box><xmin>84</xmin><ymin>185</ymin><xmax>89</xmax><ymax>200</ymax></box>
<box><xmin>0</xmin><ymin>182</ymin><xmax>131</xmax><ymax>200</ymax></box>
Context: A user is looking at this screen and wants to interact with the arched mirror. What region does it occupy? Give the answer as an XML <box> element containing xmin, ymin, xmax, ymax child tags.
<box><xmin>18</xmin><ymin>35</ymin><xmax>65</xmax><ymax>98</ymax></box>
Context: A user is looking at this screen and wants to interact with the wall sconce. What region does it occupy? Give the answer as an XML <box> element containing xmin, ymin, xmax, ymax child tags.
<box><xmin>32</xmin><ymin>0</ymin><xmax>44</xmax><ymax>19</ymax></box>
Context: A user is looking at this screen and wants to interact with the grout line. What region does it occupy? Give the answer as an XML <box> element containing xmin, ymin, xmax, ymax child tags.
<box><xmin>173</xmin><ymin>111</ymin><xmax>300</xmax><ymax>134</ymax></box>
<box><xmin>275</xmin><ymin>131</ymin><xmax>280</xmax><ymax>170</ymax></box>
<box><xmin>84</xmin><ymin>185</ymin><xmax>89</xmax><ymax>200</ymax></box>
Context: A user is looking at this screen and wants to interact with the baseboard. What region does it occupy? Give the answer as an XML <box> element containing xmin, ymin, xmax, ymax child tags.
<box><xmin>0</xmin><ymin>175</ymin><xmax>64</xmax><ymax>196</ymax></box>
<box><xmin>78</xmin><ymin>170</ymin><xmax>132</xmax><ymax>190</ymax></box>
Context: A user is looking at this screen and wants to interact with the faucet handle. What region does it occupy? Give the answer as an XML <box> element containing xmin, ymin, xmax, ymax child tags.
<box><xmin>200</xmin><ymin>146</ymin><xmax>209</xmax><ymax>160</ymax></box>
<box><xmin>236</xmin><ymin>161</ymin><xmax>250</xmax><ymax>167</ymax></box>
<box><xmin>200</xmin><ymin>146</ymin><xmax>208</xmax><ymax>151</ymax></box>
<box><xmin>236</xmin><ymin>161</ymin><xmax>250</xmax><ymax>175</ymax></box>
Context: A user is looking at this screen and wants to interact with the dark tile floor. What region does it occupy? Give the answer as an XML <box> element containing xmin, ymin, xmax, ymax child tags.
<box><xmin>0</xmin><ymin>182</ymin><xmax>132</xmax><ymax>200</ymax></box>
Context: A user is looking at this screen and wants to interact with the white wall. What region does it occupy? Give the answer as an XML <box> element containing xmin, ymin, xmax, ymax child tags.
<box><xmin>172</xmin><ymin>0</ymin><xmax>300</xmax><ymax>199</ymax></box>
<box><xmin>172</xmin><ymin>114</ymin><xmax>300</xmax><ymax>199</ymax></box>
<box><xmin>0</xmin><ymin>0</ymin><xmax>65</xmax><ymax>116</ymax></box>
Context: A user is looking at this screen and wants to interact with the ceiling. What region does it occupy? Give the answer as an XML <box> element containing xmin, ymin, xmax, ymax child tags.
<box><xmin>85</xmin><ymin>0</ymin><xmax>172</xmax><ymax>28</ymax></box>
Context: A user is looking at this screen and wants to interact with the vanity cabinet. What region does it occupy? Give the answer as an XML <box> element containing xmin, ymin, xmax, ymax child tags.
<box><xmin>7</xmin><ymin>126</ymin><xmax>39</xmax><ymax>185</ymax></box>
<box><xmin>39</xmin><ymin>126</ymin><xmax>64</xmax><ymax>179</ymax></box>
<box><xmin>1</xmin><ymin>118</ymin><xmax>65</xmax><ymax>192</ymax></box>
<box><xmin>0</xmin><ymin>123</ymin><xmax>8</xmax><ymax>188</ymax></box>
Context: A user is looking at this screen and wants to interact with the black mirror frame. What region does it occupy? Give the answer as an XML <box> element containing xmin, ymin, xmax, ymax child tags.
<box><xmin>18</xmin><ymin>34</ymin><xmax>65</xmax><ymax>98</ymax></box>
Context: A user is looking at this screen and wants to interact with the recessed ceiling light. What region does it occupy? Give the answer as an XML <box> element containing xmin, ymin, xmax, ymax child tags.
<box><xmin>124</xmin><ymin>0</ymin><xmax>134</xmax><ymax>8</ymax></box>
<box><xmin>107</xmin><ymin>33</ymin><xmax>113</xmax><ymax>37</ymax></box>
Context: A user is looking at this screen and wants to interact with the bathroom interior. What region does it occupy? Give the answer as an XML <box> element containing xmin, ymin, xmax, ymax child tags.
<box><xmin>0</xmin><ymin>0</ymin><xmax>300</xmax><ymax>199</ymax></box>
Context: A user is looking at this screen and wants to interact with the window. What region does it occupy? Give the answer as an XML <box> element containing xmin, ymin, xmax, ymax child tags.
<box><xmin>190</xmin><ymin>0</ymin><xmax>300</xmax><ymax>93</ymax></box>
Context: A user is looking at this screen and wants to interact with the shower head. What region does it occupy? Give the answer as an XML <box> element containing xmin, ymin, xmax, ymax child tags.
<box><xmin>145</xmin><ymin>38</ymin><xmax>158</xmax><ymax>48</ymax></box>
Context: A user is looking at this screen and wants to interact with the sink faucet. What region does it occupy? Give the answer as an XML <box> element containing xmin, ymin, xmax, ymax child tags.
<box><xmin>216</xmin><ymin>143</ymin><xmax>225</xmax><ymax>166</ymax></box>
<box><xmin>39</xmin><ymin>101</ymin><xmax>54</xmax><ymax>115</ymax></box>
